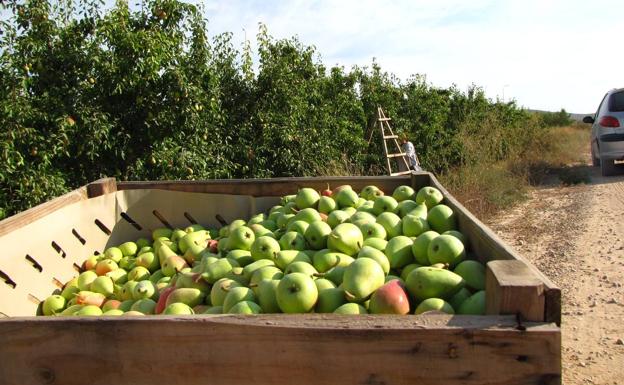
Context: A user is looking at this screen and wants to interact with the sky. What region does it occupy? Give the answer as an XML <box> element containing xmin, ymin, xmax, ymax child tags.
<box><xmin>198</xmin><ymin>0</ymin><xmax>624</xmax><ymax>113</ymax></box>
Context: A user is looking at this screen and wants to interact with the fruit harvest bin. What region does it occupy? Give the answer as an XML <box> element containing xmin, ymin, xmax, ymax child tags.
<box><xmin>0</xmin><ymin>173</ymin><xmax>561</xmax><ymax>385</ymax></box>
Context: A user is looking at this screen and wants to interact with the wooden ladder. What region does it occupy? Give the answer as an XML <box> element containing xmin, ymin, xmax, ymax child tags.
<box><xmin>376</xmin><ymin>107</ymin><xmax>412</xmax><ymax>176</ymax></box>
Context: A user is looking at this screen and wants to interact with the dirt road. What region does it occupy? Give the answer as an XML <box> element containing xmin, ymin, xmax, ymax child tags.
<box><xmin>486</xmin><ymin>162</ymin><xmax>624</xmax><ymax>385</ymax></box>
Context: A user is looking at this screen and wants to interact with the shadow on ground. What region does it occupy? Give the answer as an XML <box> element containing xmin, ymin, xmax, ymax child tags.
<box><xmin>537</xmin><ymin>162</ymin><xmax>624</xmax><ymax>187</ymax></box>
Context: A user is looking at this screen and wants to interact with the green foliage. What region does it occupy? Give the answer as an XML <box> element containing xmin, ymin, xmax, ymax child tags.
<box><xmin>0</xmin><ymin>0</ymin><xmax>563</xmax><ymax>217</ymax></box>
<box><xmin>536</xmin><ymin>109</ymin><xmax>574</xmax><ymax>127</ymax></box>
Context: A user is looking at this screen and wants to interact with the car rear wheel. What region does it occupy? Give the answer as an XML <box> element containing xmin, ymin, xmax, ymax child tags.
<box><xmin>600</xmin><ymin>156</ymin><xmax>616</xmax><ymax>176</ymax></box>
<box><xmin>591</xmin><ymin>144</ymin><xmax>600</xmax><ymax>166</ymax></box>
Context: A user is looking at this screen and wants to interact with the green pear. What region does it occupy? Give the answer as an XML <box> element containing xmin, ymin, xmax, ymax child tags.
<box><xmin>210</xmin><ymin>278</ymin><xmax>241</xmax><ymax>306</ymax></box>
<box><xmin>132</xmin><ymin>280</ymin><xmax>157</xmax><ymax>300</ymax></box>
<box><xmin>314</xmin><ymin>278</ymin><xmax>336</xmax><ymax>292</ymax></box>
<box><xmin>135</xmin><ymin>251</ymin><xmax>160</xmax><ymax>272</ymax></box>
<box><xmin>165</xmin><ymin>288</ymin><xmax>204</xmax><ymax>308</ymax></box>
<box><xmin>90</xmin><ymin>276</ymin><xmax>115</xmax><ymax>297</ymax></box>
<box><xmin>375</xmin><ymin>212</ymin><xmax>402</xmax><ymax>238</ymax></box>
<box><xmin>453</xmin><ymin>260</ymin><xmax>485</xmax><ymax>290</ymax></box>
<box><xmin>227</xmin><ymin>226</ymin><xmax>255</xmax><ymax>251</ymax></box>
<box><xmin>77</xmin><ymin>271</ymin><xmax>98</xmax><ymax>291</ymax></box>
<box><xmin>162</xmin><ymin>255</ymin><xmax>188</xmax><ymax>277</ymax></box>
<box><xmin>131</xmin><ymin>298</ymin><xmax>157</xmax><ymax>314</ymax></box>
<box><xmin>315</xmin><ymin>287</ymin><xmax>347</xmax><ymax>313</ymax></box>
<box><xmin>295</xmin><ymin>188</ymin><xmax>320</xmax><ymax>209</ymax></box>
<box><xmin>357</xmin><ymin>246</ymin><xmax>390</xmax><ymax>274</ymax></box>
<box><xmin>304</xmin><ymin>221</ymin><xmax>332</xmax><ymax>250</ymax></box>
<box><xmin>427</xmin><ymin>234</ymin><xmax>465</xmax><ymax>267</ymax></box>
<box><xmin>287</xmin><ymin>220</ymin><xmax>310</xmax><ymax>235</ymax></box>
<box><xmin>226</xmin><ymin>249</ymin><xmax>254</xmax><ymax>267</ymax></box>
<box><xmin>136</xmin><ymin>237</ymin><xmax>151</xmax><ymax>249</ymax></box>
<box><xmin>103</xmin><ymin>309</ymin><xmax>124</xmax><ymax>316</ymax></box>
<box><xmin>415</xmin><ymin>186</ymin><xmax>444</xmax><ymax>208</ymax></box>
<box><xmin>318</xmin><ymin>196</ymin><xmax>337</xmax><ymax>214</ymax></box>
<box><xmin>61</xmin><ymin>284</ymin><xmax>80</xmax><ymax>301</ymax></box>
<box><xmin>323</xmin><ymin>265</ymin><xmax>347</xmax><ymax>286</ymax></box>
<box><xmin>247</xmin><ymin>213</ymin><xmax>265</xmax><ymax>226</ymax></box>
<box><xmin>392</xmin><ymin>185</ymin><xmax>416</xmax><ymax>202</ymax></box>
<box><xmin>360</xmin><ymin>222</ymin><xmax>387</xmax><ymax>240</ymax></box>
<box><xmin>342</xmin><ymin>258</ymin><xmax>385</xmax><ymax>302</ymax></box>
<box><xmin>312</xmin><ymin>249</ymin><xmax>354</xmax><ymax>273</ymax></box>
<box><xmin>396</xmin><ymin>200</ymin><xmax>420</xmax><ymax>218</ymax></box>
<box><xmin>385</xmin><ymin>236</ymin><xmax>415</xmax><ymax>269</ymax></box>
<box><xmin>251</xmin><ymin>236</ymin><xmax>281</xmax><ymax>261</ymax></box>
<box><xmin>372</xmin><ymin>196</ymin><xmax>399</xmax><ymax>215</ymax></box>
<box><xmin>42</xmin><ymin>295</ymin><xmax>66</xmax><ymax>316</ymax></box>
<box><xmin>249</xmin><ymin>224</ymin><xmax>274</xmax><ymax>239</ymax></box>
<box><xmin>327</xmin><ymin>223</ymin><xmax>363</xmax><ymax>256</ymax></box>
<box><xmin>202</xmin><ymin>258</ymin><xmax>234</xmax><ymax>284</ymax></box>
<box><xmin>256</xmin><ymin>279</ymin><xmax>282</xmax><ymax>313</ymax></box>
<box><xmin>250</xmin><ymin>266</ymin><xmax>283</xmax><ymax>293</ymax></box>
<box><xmin>443</xmin><ymin>230</ymin><xmax>468</xmax><ymax>247</ymax></box>
<box><xmin>152</xmin><ymin>228</ymin><xmax>173</xmax><ymax>240</ymax></box>
<box><xmin>242</xmin><ymin>259</ymin><xmax>275</xmax><ymax>281</ymax></box>
<box><xmin>360</xmin><ymin>185</ymin><xmax>384</xmax><ymax>201</ymax></box>
<box><xmin>292</xmin><ymin>208</ymin><xmax>322</xmax><ymax>224</ymax></box>
<box><xmin>120</xmin><ymin>281</ymin><xmax>138</xmax><ymax>301</ymax></box>
<box><xmin>427</xmin><ymin>204</ymin><xmax>456</xmax><ymax>233</ymax></box>
<box><xmin>118</xmin><ymin>299</ymin><xmax>135</xmax><ymax>312</ymax></box>
<box><xmin>279</xmin><ymin>231</ymin><xmax>307</xmax><ymax>251</ymax></box>
<box><xmin>128</xmin><ymin>266</ymin><xmax>151</xmax><ymax>281</ymax></box>
<box><xmin>362</xmin><ymin>238</ymin><xmax>387</xmax><ymax>251</ymax></box>
<box><xmin>402</xmin><ymin>214</ymin><xmax>430</xmax><ymax>237</ymax></box>
<box><xmin>74</xmin><ymin>305</ymin><xmax>103</xmax><ymax>316</ymax></box>
<box><xmin>163</xmin><ymin>302</ymin><xmax>194</xmax><ymax>315</ymax></box>
<box><xmin>175</xmin><ymin>271</ymin><xmax>209</xmax><ymax>292</ymax></box>
<box><xmin>458</xmin><ymin>291</ymin><xmax>486</xmax><ymax>315</ymax></box>
<box><xmin>415</xmin><ymin>298</ymin><xmax>454</xmax><ymax>314</ymax></box>
<box><xmin>284</xmin><ymin>261</ymin><xmax>318</xmax><ymax>277</ymax></box>
<box><xmin>228</xmin><ymin>300</ymin><xmax>262</xmax><ymax>314</ymax></box>
<box><xmin>411</xmin><ymin>231</ymin><xmax>440</xmax><ymax>265</ymax></box>
<box><xmin>60</xmin><ymin>304</ymin><xmax>84</xmax><ymax>315</ymax></box>
<box><xmin>276</xmin><ymin>273</ymin><xmax>318</xmax><ymax>313</ymax></box>
<box><xmin>400</xmin><ymin>263</ymin><xmax>423</xmax><ymax>281</ymax></box>
<box><xmin>405</xmin><ymin>267</ymin><xmax>465</xmax><ymax>301</ymax></box>
<box><xmin>104</xmin><ymin>247</ymin><xmax>123</xmax><ymax>262</ymax></box>
<box><xmin>204</xmin><ymin>306</ymin><xmax>223</xmax><ymax>314</ymax></box>
<box><xmin>274</xmin><ymin>250</ymin><xmax>311</xmax><ymax>270</ymax></box>
<box><xmin>334</xmin><ymin>303</ymin><xmax>367</xmax><ymax>314</ymax></box>
<box><xmin>448</xmin><ymin>287</ymin><xmax>472</xmax><ymax>310</ymax></box>
<box><xmin>119</xmin><ymin>241</ymin><xmax>138</xmax><ymax>257</ymax></box>
<box><xmin>223</xmin><ymin>287</ymin><xmax>256</xmax><ymax>313</ymax></box>
<box><xmin>327</xmin><ymin>210</ymin><xmax>350</xmax><ymax>228</ymax></box>
<box><xmin>334</xmin><ymin>188</ymin><xmax>359</xmax><ymax>209</ymax></box>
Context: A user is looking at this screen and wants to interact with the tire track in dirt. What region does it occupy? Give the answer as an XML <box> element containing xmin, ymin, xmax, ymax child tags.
<box><xmin>486</xmin><ymin>163</ymin><xmax>624</xmax><ymax>385</ymax></box>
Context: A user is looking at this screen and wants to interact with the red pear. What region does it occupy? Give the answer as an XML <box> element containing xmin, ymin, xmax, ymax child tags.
<box><xmin>207</xmin><ymin>239</ymin><xmax>219</xmax><ymax>254</ymax></box>
<box><xmin>369</xmin><ymin>280</ymin><xmax>410</xmax><ymax>315</ymax></box>
<box><xmin>155</xmin><ymin>286</ymin><xmax>176</xmax><ymax>314</ymax></box>
<box><xmin>321</xmin><ymin>184</ymin><xmax>332</xmax><ymax>197</ymax></box>
<box><xmin>331</xmin><ymin>185</ymin><xmax>352</xmax><ymax>198</ymax></box>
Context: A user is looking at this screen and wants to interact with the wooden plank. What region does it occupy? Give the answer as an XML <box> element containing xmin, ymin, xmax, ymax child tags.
<box><xmin>0</xmin><ymin>187</ymin><xmax>88</xmax><ymax>238</ymax></box>
<box><xmin>387</xmin><ymin>152</ymin><xmax>407</xmax><ymax>158</ymax></box>
<box><xmin>0</xmin><ymin>315</ymin><xmax>561</xmax><ymax>385</ymax></box>
<box><xmin>425</xmin><ymin>173</ymin><xmax>561</xmax><ymax>325</ymax></box>
<box><xmin>117</xmin><ymin>176</ymin><xmax>412</xmax><ymax>197</ymax></box>
<box><xmin>383</xmin><ymin>134</ymin><xmax>398</xmax><ymax>139</ymax></box>
<box><xmin>485</xmin><ymin>260</ymin><xmax>546</xmax><ymax>322</ymax></box>
<box><xmin>86</xmin><ymin>177</ymin><xmax>117</xmax><ymax>198</ymax></box>
<box><xmin>391</xmin><ymin>171</ymin><xmax>413</xmax><ymax>176</ymax></box>
<box><xmin>378</xmin><ymin>117</ymin><xmax>391</xmax><ymax>121</ymax></box>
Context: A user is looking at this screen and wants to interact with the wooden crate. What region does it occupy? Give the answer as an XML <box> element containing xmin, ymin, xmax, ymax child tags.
<box><xmin>0</xmin><ymin>173</ymin><xmax>561</xmax><ymax>385</ymax></box>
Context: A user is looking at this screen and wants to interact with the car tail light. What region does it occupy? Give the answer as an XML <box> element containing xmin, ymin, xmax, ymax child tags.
<box><xmin>599</xmin><ymin>116</ymin><xmax>620</xmax><ymax>127</ymax></box>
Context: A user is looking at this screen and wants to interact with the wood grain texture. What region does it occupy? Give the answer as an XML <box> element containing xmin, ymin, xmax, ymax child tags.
<box><xmin>0</xmin><ymin>187</ymin><xmax>88</xmax><ymax>238</ymax></box>
<box><xmin>426</xmin><ymin>173</ymin><xmax>561</xmax><ymax>325</ymax></box>
<box><xmin>485</xmin><ymin>260</ymin><xmax>546</xmax><ymax>322</ymax></box>
<box><xmin>86</xmin><ymin>177</ymin><xmax>117</xmax><ymax>198</ymax></box>
<box><xmin>0</xmin><ymin>314</ymin><xmax>561</xmax><ymax>385</ymax></box>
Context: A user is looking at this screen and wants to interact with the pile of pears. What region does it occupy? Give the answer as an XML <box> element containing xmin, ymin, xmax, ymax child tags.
<box><xmin>39</xmin><ymin>184</ymin><xmax>487</xmax><ymax>317</ymax></box>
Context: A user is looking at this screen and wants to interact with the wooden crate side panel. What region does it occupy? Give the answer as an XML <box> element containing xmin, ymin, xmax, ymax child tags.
<box><xmin>0</xmin><ymin>193</ymin><xmax>116</xmax><ymax>317</ymax></box>
<box><xmin>0</xmin><ymin>315</ymin><xmax>561</xmax><ymax>385</ymax></box>
<box><xmin>116</xmin><ymin>175</ymin><xmax>413</xmax><ymax>196</ymax></box>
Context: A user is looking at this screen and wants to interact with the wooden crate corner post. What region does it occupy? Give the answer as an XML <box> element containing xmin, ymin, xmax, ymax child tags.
<box><xmin>87</xmin><ymin>177</ymin><xmax>117</xmax><ymax>198</ymax></box>
<box><xmin>485</xmin><ymin>260</ymin><xmax>547</xmax><ymax>322</ymax></box>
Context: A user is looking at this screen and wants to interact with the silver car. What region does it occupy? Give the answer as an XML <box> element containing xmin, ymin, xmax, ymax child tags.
<box><xmin>584</xmin><ymin>88</ymin><xmax>624</xmax><ymax>176</ymax></box>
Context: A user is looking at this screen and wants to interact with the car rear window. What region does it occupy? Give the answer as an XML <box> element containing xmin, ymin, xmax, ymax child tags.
<box><xmin>609</xmin><ymin>91</ymin><xmax>624</xmax><ymax>112</ymax></box>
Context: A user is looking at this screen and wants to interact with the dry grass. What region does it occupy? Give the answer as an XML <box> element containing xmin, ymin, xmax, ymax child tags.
<box><xmin>440</xmin><ymin>124</ymin><xmax>590</xmax><ymax>219</ymax></box>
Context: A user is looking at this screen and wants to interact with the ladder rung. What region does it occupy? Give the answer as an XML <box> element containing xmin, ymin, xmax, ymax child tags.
<box><xmin>383</xmin><ymin>135</ymin><xmax>398</xmax><ymax>139</ymax></box>
<box><xmin>390</xmin><ymin>171</ymin><xmax>413</xmax><ymax>176</ymax></box>
<box><xmin>387</xmin><ymin>153</ymin><xmax>406</xmax><ymax>158</ymax></box>
<box><xmin>378</xmin><ymin>118</ymin><xmax>391</xmax><ymax>121</ymax></box>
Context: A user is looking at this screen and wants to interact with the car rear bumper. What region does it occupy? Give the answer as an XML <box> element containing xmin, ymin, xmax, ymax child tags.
<box><xmin>599</xmin><ymin>136</ymin><xmax>624</xmax><ymax>160</ymax></box>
